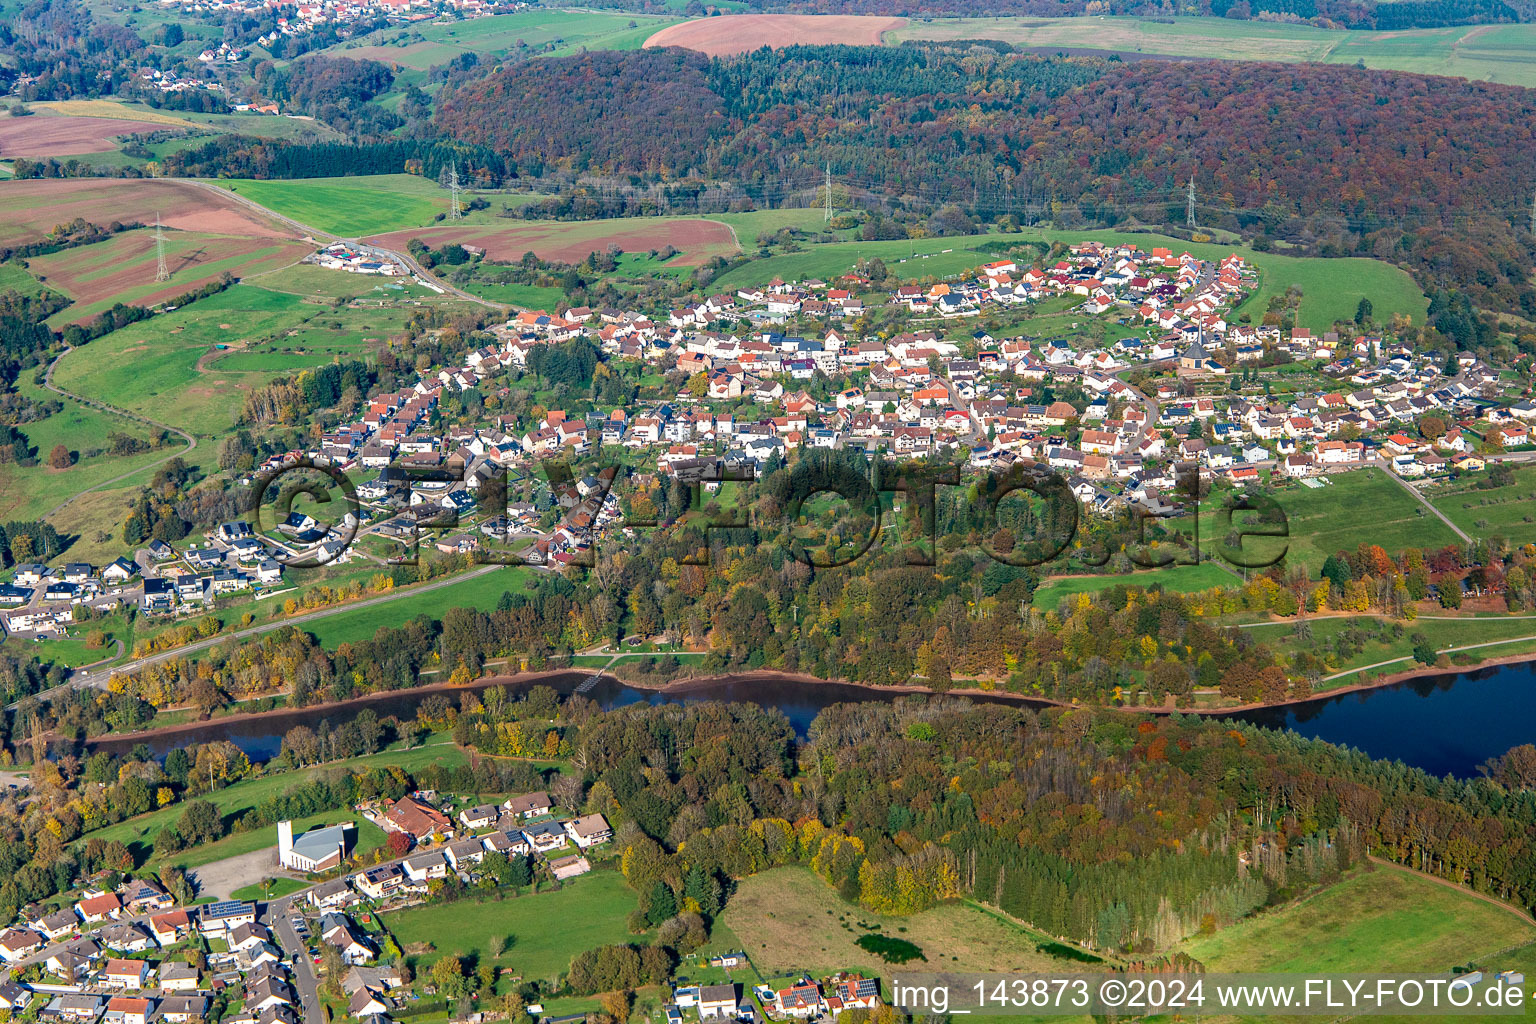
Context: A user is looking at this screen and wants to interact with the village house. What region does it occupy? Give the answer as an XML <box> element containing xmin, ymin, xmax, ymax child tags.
<box><xmin>101</xmin><ymin>958</ymin><xmax>150</xmax><ymax>989</ymax></box>
<box><xmin>76</xmin><ymin>892</ymin><xmax>123</xmax><ymax>923</ymax></box>
<box><xmin>0</xmin><ymin>927</ymin><xmax>42</xmax><ymax>962</ymax></box>
<box><xmin>697</xmin><ymin>984</ymin><xmax>738</xmax><ymax>1020</ymax></box>
<box><xmin>402</xmin><ymin>851</ymin><xmax>449</xmax><ymax>883</ymax></box>
<box><xmin>563</xmin><ymin>813</ymin><xmax>613</xmax><ymax>849</ymax></box>
<box><xmin>381</xmin><ymin>795</ymin><xmax>452</xmax><ymax>841</ymax></box>
<box><xmin>104</xmin><ymin>995</ymin><xmax>152</xmax><ymax>1024</ymax></box>
<box><xmin>504</xmin><ymin>791</ymin><xmax>553</xmax><ymax>818</ymax></box>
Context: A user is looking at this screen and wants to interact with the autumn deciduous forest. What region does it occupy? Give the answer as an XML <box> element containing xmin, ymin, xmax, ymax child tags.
<box><xmin>429</xmin><ymin>46</ymin><xmax>1536</xmax><ymax>312</ymax></box>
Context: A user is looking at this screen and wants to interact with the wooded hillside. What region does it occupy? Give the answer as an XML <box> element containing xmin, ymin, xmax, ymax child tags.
<box><xmin>432</xmin><ymin>46</ymin><xmax>1536</xmax><ymax>311</ymax></box>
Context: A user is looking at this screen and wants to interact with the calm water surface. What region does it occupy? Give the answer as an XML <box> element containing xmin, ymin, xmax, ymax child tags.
<box><xmin>89</xmin><ymin>662</ymin><xmax>1536</xmax><ymax>778</ymax></box>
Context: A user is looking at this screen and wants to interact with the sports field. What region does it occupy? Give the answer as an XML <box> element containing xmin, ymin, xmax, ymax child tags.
<box><xmin>336</xmin><ymin>10</ymin><xmax>681</xmax><ymax>69</ymax></box>
<box><xmin>1181</xmin><ymin>864</ymin><xmax>1534</xmax><ymax>973</ymax></box>
<box><xmin>889</xmin><ymin>16</ymin><xmax>1536</xmax><ymax>88</ymax></box>
<box><xmin>385</xmin><ymin>870</ymin><xmax>639</xmax><ymax>985</ymax></box>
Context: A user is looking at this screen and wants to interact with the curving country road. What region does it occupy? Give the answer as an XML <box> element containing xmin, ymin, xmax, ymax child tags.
<box><xmin>34</xmin><ymin>177</ymin><xmax>509</xmax><ymax>521</ymax></box>
<box><xmin>174</xmin><ymin>178</ymin><xmax>507</xmax><ymax>311</ymax></box>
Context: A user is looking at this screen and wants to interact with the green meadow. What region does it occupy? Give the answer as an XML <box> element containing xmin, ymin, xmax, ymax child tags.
<box><xmin>84</xmin><ymin>735</ymin><xmax>467</xmax><ymax>866</ymax></box>
<box><xmin>246</xmin><ymin>263</ymin><xmax>438</xmax><ymax>301</ymax></box>
<box><xmin>386</xmin><ymin>871</ymin><xmax>641</xmax><ymax>985</ymax></box>
<box><xmin>0</xmin><ymin>261</ymin><xmax>52</xmax><ymax>297</ymax></box>
<box><xmin>1181</xmin><ymin>865</ymin><xmax>1534</xmax><ymax>974</ymax></box>
<box><xmin>710</xmin><ymin>233</ymin><xmax>1009</xmax><ymax>291</ymax></box>
<box><xmin>47</xmin><ymin>284</ymin><xmax>387</xmax><ymax>435</ymax></box>
<box><xmin>891</xmin><ymin>16</ymin><xmax>1536</xmax><ymax>88</ymax></box>
<box><xmin>302</xmin><ymin>567</ymin><xmax>537</xmax><ymax>647</ymax></box>
<box><xmin>1242</xmin><ymin>613</ymin><xmax>1536</xmax><ymax>684</ymax></box>
<box><xmin>1031</xmin><ymin>563</ymin><xmax>1236</xmax><ymax>611</ymax></box>
<box><xmin>0</xmin><ymin>386</ymin><xmax>168</xmax><ymax>522</ymax></box>
<box><xmin>1168</xmin><ymin>468</ymin><xmax>1456</xmax><ymax>578</ymax></box>
<box><xmin>711</xmin><ymin>208</ymin><xmax>830</xmax><ymax>240</ymax></box>
<box><xmin>215</xmin><ymin>175</ymin><xmax>457</xmax><ymax>236</ymax></box>
<box><xmin>1429</xmin><ymin>465</ymin><xmax>1536</xmax><ymax>546</ymax></box>
<box><xmin>710</xmin><ymin>225</ymin><xmax>1426</xmax><ymax>331</ymax></box>
<box><xmin>329</xmin><ymin>10</ymin><xmax>682</xmax><ymax>71</ymax></box>
<box><xmin>457</xmin><ymin>279</ymin><xmax>567</xmax><ymax>309</ymax></box>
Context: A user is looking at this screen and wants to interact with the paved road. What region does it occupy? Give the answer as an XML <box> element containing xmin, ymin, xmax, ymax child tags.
<box><xmin>1320</xmin><ymin>631</ymin><xmax>1536</xmax><ymax>682</ymax></box>
<box><xmin>1115</xmin><ymin>359</ymin><xmax>1163</xmax><ymax>450</ymax></box>
<box><xmin>5</xmin><ymin>562</ymin><xmax>512</xmax><ymax>710</ymax></box>
<box><xmin>273</xmin><ymin>900</ymin><xmax>323</xmax><ymax>1024</ymax></box>
<box><xmin>1379</xmin><ymin>468</ymin><xmax>1472</xmax><ymax>543</ymax></box>
<box><xmin>1239</xmin><ymin>612</ymin><xmax>1536</xmax><ymax>628</ymax></box>
<box><xmin>174</xmin><ymin>179</ymin><xmax>506</xmax><ymax>312</ymax></box>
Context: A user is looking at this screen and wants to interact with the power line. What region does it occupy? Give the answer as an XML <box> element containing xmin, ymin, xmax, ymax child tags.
<box><xmin>448</xmin><ymin>161</ymin><xmax>463</xmax><ymax>221</ymax></box>
<box><xmin>467</xmin><ymin>167</ymin><xmax>1514</xmax><ymax>235</ymax></box>
<box><xmin>1186</xmin><ymin>173</ymin><xmax>1197</xmax><ymax>229</ymax></box>
<box><xmin>824</xmin><ymin>163</ymin><xmax>832</xmax><ymax>224</ymax></box>
<box><xmin>154</xmin><ymin>212</ymin><xmax>170</xmax><ymax>283</ymax></box>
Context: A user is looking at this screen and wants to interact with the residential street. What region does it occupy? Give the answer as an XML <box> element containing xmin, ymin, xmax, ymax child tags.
<box><xmin>273</xmin><ymin>900</ymin><xmax>323</xmax><ymax>1024</ymax></box>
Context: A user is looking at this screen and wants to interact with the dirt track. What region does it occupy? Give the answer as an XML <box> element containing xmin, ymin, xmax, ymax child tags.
<box><xmin>644</xmin><ymin>14</ymin><xmax>907</xmax><ymax>56</ymax></box>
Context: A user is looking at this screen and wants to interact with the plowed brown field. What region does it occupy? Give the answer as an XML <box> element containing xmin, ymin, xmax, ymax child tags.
<box><xmin>644</xmin><ymin>14</ymin><xmax>906</xmax><ymax>56</ymax></box>
<box><xmin>368</xmin><ymin>217</ymin><xmax>737</xmax><ymax>265</ymax></box>
<box><xmin>0</xmin><ymin>115</ymin><xmax>161</xmax><ymax>158</ymax></box>
<box><xmin>0</xmin><ymin>179</ymin><xmax>296</xmax><ymax>248</ymax></box>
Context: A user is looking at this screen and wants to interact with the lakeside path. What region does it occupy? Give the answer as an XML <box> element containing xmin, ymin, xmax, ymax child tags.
<box><xmin>5</xmin><ymin>562</ymin><xmax>513</xmax><ymax>711</ymax></box>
